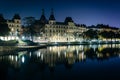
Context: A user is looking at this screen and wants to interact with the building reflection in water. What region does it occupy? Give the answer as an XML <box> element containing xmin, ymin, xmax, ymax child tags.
<box><xmin>0</xmin><ymin>44</ymin><xmax>120</xmax><ymax>70</ymax></box>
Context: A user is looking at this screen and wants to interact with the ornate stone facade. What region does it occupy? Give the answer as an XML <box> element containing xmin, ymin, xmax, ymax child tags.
<box><xmin>7</xmin><ymin>14</ymin><xmax>21</xmax><ymax>37</ymax></box>
<box><xmin>33</xmin><ymin>9</ymin><xmax>87</xmax><ymax>43</ymax></box>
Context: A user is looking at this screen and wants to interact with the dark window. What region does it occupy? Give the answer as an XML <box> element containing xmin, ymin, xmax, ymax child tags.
<box><xmin>50</xmin><ymin>30</ymin><xmax>52</xmax><ymax>32</ymax></box>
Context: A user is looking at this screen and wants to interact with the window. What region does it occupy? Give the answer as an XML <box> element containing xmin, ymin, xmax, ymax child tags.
<box><xmin>17</xmin><ymin>21</ymin><xmax>19</xmax><ymax>23</ymax></box>
<box><xmin>50</xmin><ymin>30</ymin><xmax>52</xmax><ymax>32</ymax></box>
<box><xmin>17</xmin><ymin>29</ymin><xmax>19</xmax><ymax>32</ymax></box>
<box><xmin>11</xmin><ymin>28</ymin><xmax>14</xmax><ymax>31</ymax></box>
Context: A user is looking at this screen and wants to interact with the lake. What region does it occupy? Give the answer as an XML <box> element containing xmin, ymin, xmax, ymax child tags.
<box><xmin>0</xmin><ymin>44</ymin><xmax>120</xmax><ymax>80</ymax></box>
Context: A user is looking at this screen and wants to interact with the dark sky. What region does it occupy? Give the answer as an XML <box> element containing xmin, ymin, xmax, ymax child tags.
<box><xmin>0</xmin><ymin>0</ymin><xmax>120</xmax><ymax>27</ymax></box>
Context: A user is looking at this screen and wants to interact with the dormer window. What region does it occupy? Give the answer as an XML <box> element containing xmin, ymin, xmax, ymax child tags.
<box><xmin>17</xmin><ymin>21</ymin><xmax>19</xmax><ymax>23</ymax></box>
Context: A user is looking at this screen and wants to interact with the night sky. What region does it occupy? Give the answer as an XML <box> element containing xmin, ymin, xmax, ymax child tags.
<box><xmin>0</xmin><ymin>0</ymin><xmax>120</xmax><ymax>27</ymax></box>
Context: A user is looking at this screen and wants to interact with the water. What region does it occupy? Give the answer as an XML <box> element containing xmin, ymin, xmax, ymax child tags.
<box><xmin>0</xmin><ymin>44</ymin><xmax>120</xmax><ymax>80</ymax></box>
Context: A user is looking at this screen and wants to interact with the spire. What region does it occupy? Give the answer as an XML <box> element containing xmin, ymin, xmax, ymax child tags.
<box><xmin>42</xmin><ymin>9</ymin><xmax>44</xmax><ymax>15</ymax></box>
<box><xmin>49</xmin><ymin>8</ymin><xmax>55</xmax><ymax>20</ymax></box>
<box><xmin>51</xmin><ymin>8</ymin><xmax>54</xmax><ymax>15</ymax></box>
<box><xmin>40</xmin><ymin>9</ymin><xmax>47</xmax><ymax>24</ymax></box>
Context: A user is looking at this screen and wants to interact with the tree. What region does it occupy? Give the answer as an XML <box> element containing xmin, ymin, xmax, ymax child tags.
<box><xmin>83</xmin><ymin>29</ymin><xmax>98</xmax><ymax>40</ymax></box>
<box><xmin>0</xmin><ymin>23</ymin><xmax>10</xmax><ymax>36</ymax></box>
<box><xmin>23</xmin><ymin>17</ymin><xmax>36</xmax><ymax>27</ymax></box>
<box><xmin>23</xmin><ymin>17</ymin><xmax>36</xmax><ymax>41</ymax></box>
<box><xmin>0</xmin><ymin>14</ymin><xmax>6</xmax><ymax>23</ymax></box>
<box><xmin>99</xmin><ymin>31</ymin><xmax>107</xmax><ymax>39</ymax></box>
<box><xmin>108</xmin><ymin>31</ymin><xmax>115</xmax><ymax>41</ymax></box>
<box><xmin>0</xmin><ymin>14</ymin><xmax>10</xmax><ymax>36</ymax></box>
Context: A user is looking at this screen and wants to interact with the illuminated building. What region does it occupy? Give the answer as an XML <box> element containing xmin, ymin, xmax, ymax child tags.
<box><xmin>7</xmin><ymin>14</ymin><xmax>21</xmax><ymax>39</ymax></box>
<box><xmin>32</xmin><ymin>9</ymin><xmax>87</xmax><ymax>42</ymax></box>
<box><xmin>0</xmin><ymin>14</ymin><xmax>21</xmax><ymax>41</ymax></box>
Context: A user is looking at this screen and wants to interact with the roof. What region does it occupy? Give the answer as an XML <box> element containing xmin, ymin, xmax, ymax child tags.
<box><xmin>64</xmin><ymin>17</ymin><xmax>74</xmax><ymax>24</ymax></box>
<box><xmin>13</xmin><ymin>14</ymin><xmax>21</xmax><ymax>19</ymax></box>
<box><xmin>40</xmin><ymin>15</ymin><xmax>48</xmax><ymax>24</ymax></box>
<box><xmin>56</xmin><ymin>22</ymin><xmax>66</xmax><ymax>25</ymax></box>
<box><xmin>7</xmin><ymin>20</ymin><xmax>14</xmax><ymax>22</ymax></box>
<box><xmin>49</xmin><ymin>8</ymin><xmax>55</xmax><ymax>20</ymax></box>
<box><xmin>49</xmin><ymin>14</ymin><xmax>55</xmax><ymax>20</ymax></box>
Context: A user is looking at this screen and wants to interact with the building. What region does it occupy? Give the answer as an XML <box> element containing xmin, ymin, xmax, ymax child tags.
<box><xmin>0</xmin><ymin>14</ymin><xmax>21</xmax><ymax>41</ymax></box>
<box><xmin>7</xmin><ymin>14</ymin><xmax>21</xmax><ymax>39</ymax></box>
<box><xmin>32</xmin><ymin>9</ymin><xmax>87</xmax><ymax>43</ymax></box>
<box><xmin>20</xmin><ymin>9</ymin><xmax>120</xmax><ymax>43</ymax></box>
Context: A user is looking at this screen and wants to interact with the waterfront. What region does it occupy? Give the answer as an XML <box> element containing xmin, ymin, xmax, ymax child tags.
<box><xmin>0</xmin><ymin>44</ymin><xmax>120</xmax><ymax>80</ymax></box>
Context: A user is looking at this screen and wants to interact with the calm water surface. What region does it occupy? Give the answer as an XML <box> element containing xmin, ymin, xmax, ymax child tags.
<box><xmin>0</xmin><ymin>44</ymin><xmax>120</xmax><ymax>80</ymax></box>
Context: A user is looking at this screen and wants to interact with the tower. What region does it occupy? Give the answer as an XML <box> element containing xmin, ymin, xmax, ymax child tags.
<box><xmin>40</xmin><ymin>9</ymin><xmax>47</xmax><ymax>24</ymax></box>
<box><xmin>12</xmin><ymin>14</ymin><xmax>21</xmax><ymax>33</ymax></box>
<box><xmin>49</xmin><ymin>8</ymin><xmax>56</xmax><ymax>24</ymax></box>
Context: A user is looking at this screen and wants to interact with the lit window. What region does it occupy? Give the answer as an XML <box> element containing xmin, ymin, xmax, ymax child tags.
<box><xmin>22</xmin><ymin>56</ymin><xmax>25</xmax><ymax>63</ymax></box>
<box><xmin>11</xmin><ymin>28</ymin><xmax>14</xmax><ymax>31</ymax></box>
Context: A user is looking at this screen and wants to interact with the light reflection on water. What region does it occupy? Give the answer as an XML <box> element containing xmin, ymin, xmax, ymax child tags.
<box><xmin>0</xmin><ymin>44</ymin><xmax>120</xmax><ymax>80</ymax></box>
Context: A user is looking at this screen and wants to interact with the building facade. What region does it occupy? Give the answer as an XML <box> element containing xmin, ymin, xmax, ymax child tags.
<box><xmin>7</xmin><ymin>14</ymin><xmax>21</xmax><ymax>38</ymax></box>
<box><xmin>33</xmin><ymin>9</ymin><xmax>87</xmax><ymax>43</ymax></box>
<box><xmin>0</xmin><ymin>14</ymin><xmax>21</xmax><ymax>41</ymax></box>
